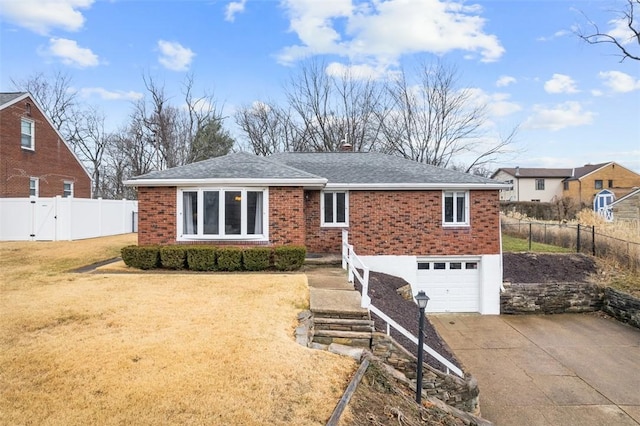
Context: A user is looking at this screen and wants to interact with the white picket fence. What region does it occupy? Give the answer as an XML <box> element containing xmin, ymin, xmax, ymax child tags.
<box><xmin>0</xmin><ymin>197</ymin><xmax>137</xmax><ymax>241</ymax></box>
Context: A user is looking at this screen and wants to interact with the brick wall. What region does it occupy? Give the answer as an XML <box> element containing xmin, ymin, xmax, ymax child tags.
<box><xmin>270</xmin><ymin>186</ymin><xmax>306</xmax><ymax>246</ymax></box>
<box><xmin>563</xmin><ymin>164</ymin><xmax>640</xmax><ymax>205</ymax></box>
<box><xmin>138</xmin><ymin>186</ymin><xmax>176</xmax><ymax>245</ymax></box>
<box><xmin>0</xmin><ymin>96</ymin><xmax>91</xmax><ymax>198</ymax></box>
<box><xmin>306</xmin><ymin>190</ymin><xmax>501</xmax><ymax>256</ymax></box>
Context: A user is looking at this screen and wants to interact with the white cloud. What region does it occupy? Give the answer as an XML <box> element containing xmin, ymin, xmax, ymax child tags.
<box><xmin>536</xmin><ymin>29</ymin><xmax>569</xmax><ymax>42</ymax></box>
<box><xmin>325</xmin><ymin>62</ymin><xmax>397</xmax><ymax>80</ymax></box>
<box><xmin>467</xmin><ymin>88</ymin><xmax>522</xmax><ymax>117</ymax></box>
<box><xmin>608</xmin><ymin>17</ymin><xmax>636</xmax><ymax>46</ymax></box>
<box><xmin>544</xmin><ymin>73</ymin><xmax>579</xmax><ymax>94</ymax></box>
<box><xmin>225</xmin><ymin>0</ymin><xmax>247</xmax><ymax>22</ymax></box>
<box><xmin>598</xmin><ymin>71</ymin><xmax>640</xmax><ymax>93</ymax></box>
<box><xmin>157</xmin><ymin>40</ymin><xmax>195</xmax><ymax>71</ymax></box>
<box><xmin>277</xmin><ymin>0</ymin><xmax>504</xmax><ymax>67</ymax></box>
<box><xmin>0</xmin><ymin>0</ymin><xmax>93</xmax><ymax>35</ymax></box>
<box><xmin>496</xmin><ymin>75</ymin><xmax>516</xmax><ymax>87</ymax></box>
<box><xmin>46</xmin><ymin>38</ymin><xmax>99</xmax><ymax>67</ymax></box>
<box><xmin>524</xmin><ymin>101</ymin><xmax>595</xmax><ymax>131</ymax></box>
<box><xmin>79</xmin><ymin>87</ymin><xmax>143</xmax><ymax>101</ymax></box>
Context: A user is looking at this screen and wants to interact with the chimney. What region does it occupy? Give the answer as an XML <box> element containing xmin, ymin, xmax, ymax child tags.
<box><xmin>515</xmin><ymin>166</ymin><xmax>520</xmax><ymax>177</ymax></box>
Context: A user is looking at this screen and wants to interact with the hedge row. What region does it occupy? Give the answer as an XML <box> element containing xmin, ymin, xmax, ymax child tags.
<box><xmin>120</xmin><ymin>245</ymin><xmax>306</xmax><ymax>272</ymax></box>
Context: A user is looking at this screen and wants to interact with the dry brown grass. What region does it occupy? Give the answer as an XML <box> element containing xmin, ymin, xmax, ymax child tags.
<box><xmin>0</xmin><ymin>236</ymin><xmax>356</xmax><ymax>425</ymax></box>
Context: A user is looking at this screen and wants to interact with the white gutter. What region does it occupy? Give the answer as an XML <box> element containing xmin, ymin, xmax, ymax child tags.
<box><xmin>324</xmin><ymin>182</ymin><xmax>512</xmax><ymax>191</ymax></box>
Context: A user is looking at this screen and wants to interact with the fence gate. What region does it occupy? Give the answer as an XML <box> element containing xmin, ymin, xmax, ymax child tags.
<box><xmin>32</xmin><ymin>199</ymin><xmax>57</xmax><ymax>240</ymax></box>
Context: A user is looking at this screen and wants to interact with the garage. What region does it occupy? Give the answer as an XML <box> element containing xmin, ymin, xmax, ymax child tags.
<box><xmin>416</xmin><ymin>258</ymin><xmax>481</xmax><ymax>313</ymax></box>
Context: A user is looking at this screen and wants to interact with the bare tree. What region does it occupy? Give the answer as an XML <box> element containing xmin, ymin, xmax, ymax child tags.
<box><xmin>66</xmin><ymin>107</ymin><xmax>110</xmax><ymax>197</ymax></box>
<box><xmin>379</xmin><ymin>62</ymin><xmax>500</xmax><ymax>168</ymax></box>
<box><xmin>235</xmin><ymin>101</ymin><xmax>303</xmax><ymax>155</ymax></box>
<box><xmin>11</xmin><ymin>71</ymin><xmax>78</xmax><ymax>132</ymax></box>
<box><xmin>577</xmin><ymin>0</ymin><xmax>640</xmax><ymax>61</ymax></box>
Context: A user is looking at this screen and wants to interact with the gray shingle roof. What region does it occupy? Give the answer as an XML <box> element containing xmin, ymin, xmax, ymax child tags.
<box><xmin>565</xmin><ymin>162</ymin><xmax>611</xmax><ymax>181</ymax></box>
<box><xmin>0</xmin><ymin>92</ymin><xmax>27</xmax><ymax>108</ymax></box>
<box><xmin>269</xmin><ymin>152</ymin><xmax>500</xmax><ymax>185</ymax></box>
<box><xmin>130</xmin><ymin>152</ymin><xmax>323</xmax><ymax>181</ymax></box>
<box><xmin>494</xmin><ymin>167</ymin><xmax>573</xmax><ymax>178</ymax></box>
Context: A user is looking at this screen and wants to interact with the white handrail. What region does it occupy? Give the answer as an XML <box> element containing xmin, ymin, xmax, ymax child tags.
<box><xmin>369</xmin><ymin>304</ymin><xmax>464</xmax><ymax>378</ymax></box>
<box><xmin>341</xmin><ymin>229</ymin><xmax>464</xmax><ymax>379</ymax></box>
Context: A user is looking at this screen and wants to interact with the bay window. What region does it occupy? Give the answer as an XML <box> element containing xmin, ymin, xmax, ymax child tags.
<box><xmin>443</xmin><ymin>191</ymin><xmax>469</xmax><ymax>226</ymax></box>
<box><xmin>179</xmin><ymin>188</ymin><xmax>267</xmax><ymax>240</ymax></box>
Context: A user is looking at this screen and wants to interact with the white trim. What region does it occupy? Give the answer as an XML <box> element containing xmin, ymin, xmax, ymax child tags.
<box><xmin>325</xmin><ymin>182</ymin><xmax>510</xmax><ymax>190</ymax></box>
<box><xmin>20</xmin><ymin>118</ymin><xmax>35</xmax><ymax>150</ymax></box>
<box><xmin>29</xmin><ymin>177</ymin><xmax>39</xmax><ymax>198</ymax></box>
<box><xmin>63</xmin><ymin>181</ymin><xmax>74</xmax><ymax>198</ymax></box>
<box><xmin>575</xmin><ymin>162</ymin><xmax>613</xmax><ymax>181</ymax></box>
<box><xmin>320</xmin><ymin>190</ymin><xmax>349</xmax><ymax>227</ymax></box>
<box><xmin>442</xmin><ymin>191</ymin><xmax>470</xmax><ymax>227</ymax></box>
<box><xmin>125</xmin><ymin>177</ymin><xmax>327</xmax><ymax>187</ymax></box>
<box><xmin>610</xmin><ymin>188</ymin><xmax>640</xmax><ymax>206</ymax></box>
<box><xmin>176</xmin><ymin>187</ymin><xmax>269</xmax><ymax>242</ymax></box>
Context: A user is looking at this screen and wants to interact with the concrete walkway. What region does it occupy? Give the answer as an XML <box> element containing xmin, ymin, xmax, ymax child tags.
<box><xmin>305</xmin><ymin>266</ymin><xmax>368</xmax><ymax>317</ymax></box>
<box><xmin>431</xmin><ymin>314</ymin><xmax>640</xmax><ymax>426</ymax></box>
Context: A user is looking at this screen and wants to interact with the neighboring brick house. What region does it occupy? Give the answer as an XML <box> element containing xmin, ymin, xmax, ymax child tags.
<box><xmin>125</xmin><ymin>152</ymin><xmax>509</xmax><ymax>314</ymax></box>
<box><xmin>492</xmin><ymin>162</ymin><xmax>640</xmax><ymax>208</ymax></box>
<box><xmin>0</xmin><ymin>92</ymin><xmax>91</xmax><ymax>198</ymax></box>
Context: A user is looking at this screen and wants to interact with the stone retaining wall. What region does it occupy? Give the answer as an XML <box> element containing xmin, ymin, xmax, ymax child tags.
<box><xmin>371</xmin><ymin>332</ymin><xmax>479</xmax><ymax>414</ymax></box>
<box><xmin>603</xmin><ymin>287</ymin><xmax>640</xmax><ymax>329</ymax></box>
<box><xmin>500</xmin><ymin>282</ymin><xmax>603</xmax><ymax>314</ymax></box>
<box><xmin>501</xmin><ymin>282</ymin><xmax>640</xmax><ymax>330</ymax></box>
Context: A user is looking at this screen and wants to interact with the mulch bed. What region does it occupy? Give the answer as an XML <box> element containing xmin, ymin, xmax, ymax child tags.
<box><xmin>502</xmin><ymin>252</ymin><xmax>597</xmax><ymax>283</ymax></box>
<box><xmin>353</xmin><ymin>272</ymin><xmax>461</xmax><ymax>373</ymax></box>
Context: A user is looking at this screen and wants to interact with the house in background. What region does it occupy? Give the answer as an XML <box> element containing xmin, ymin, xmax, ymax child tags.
<box><xmin>492</xmin><ymin>162</ymin><xmax>640</xmax><ymax>212</ymax></box>
<box><xmin>491</xmin><ymin>167</ymin><xmax>572</xmax><ymax>202</ymax></box>
<box><xmin>125</xmin><ymin>151</ymin><xmax>509</xmax><ymax>314</ymax></box>
<box><xmin>0</xmin><ymin>92</ymin><xmax>91</xmax><ymax>198</ymax></box>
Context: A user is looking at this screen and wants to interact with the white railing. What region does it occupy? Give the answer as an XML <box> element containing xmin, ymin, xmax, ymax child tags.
<box><xmin>341</xmin><ymin>229</ymin><xmax>464</xmax><ymax>378</ymax></box>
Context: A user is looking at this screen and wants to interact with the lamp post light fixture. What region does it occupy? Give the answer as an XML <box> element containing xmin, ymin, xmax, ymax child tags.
<box><xmin>415</xmin><ymin>290</ymin><xmax>430</xmax><ymax>404</ymax></box>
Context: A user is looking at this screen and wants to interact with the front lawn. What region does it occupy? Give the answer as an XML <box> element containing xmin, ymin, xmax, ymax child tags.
<box><xmin>0</xmin><ymin>235</ymin><xmax>355</xmax><ymax>425</ymax></box>
<box><xmin>502</xmin><ymin>234</ymin><xmax>572</xmax><ymax>253</ymax></box>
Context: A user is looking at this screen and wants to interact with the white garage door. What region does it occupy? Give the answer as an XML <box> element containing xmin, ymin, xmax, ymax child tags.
<box><xmin>416</xmin><ymin>258</ymin><xmax>480</xmax><ymax>313</ymax></box>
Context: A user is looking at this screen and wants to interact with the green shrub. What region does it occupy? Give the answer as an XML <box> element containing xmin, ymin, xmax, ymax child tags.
<box><xmin>121</xmin><ymin>245</ymin><xmax>160</xmax><ymax>270</ymax></box>
<box><xmin>274</xmin><ymin>245</ymin><xmax>306</xmax><ymax>271</ymax></box>
<box><xmin>187</xmin><ymin>246</ymin><xmax>217</xmax><ymax>271</ymax></box>
<box><xmin>217</xmin><ymin>247</ymin><xmax>243</xmax><ymax>271</ymax></box>
<box><xmin>160</xmin><ymin>246</ymin><xmax>187</xmax><ymax>270</ymax></box>
<box><xmin>243</xmin><ymin>247</ymin><xmax>272</xmax><ymax>271</ymax></box>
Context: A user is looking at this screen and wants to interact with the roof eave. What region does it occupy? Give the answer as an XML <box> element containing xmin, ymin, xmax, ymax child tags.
<box><xmin>324</xmin><ymin>182</ymin><xmax>511</xmax><ymax>190</ymax></box>
<box><xmin>123</xmin><ymin>177</ymin><xmax>328</xmax><ymax>188</ymax></box>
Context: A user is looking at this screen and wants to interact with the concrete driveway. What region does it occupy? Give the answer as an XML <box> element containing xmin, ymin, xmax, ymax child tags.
<box><xmin>431</xmin><ymin>314</ymin><xmax>640</xmax><ymax>426</ymax></box>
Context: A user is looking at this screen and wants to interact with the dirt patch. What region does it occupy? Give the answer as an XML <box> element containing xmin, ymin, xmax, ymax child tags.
<box><xmin>354</xmin><ymin>272</ymin><xmax>460</xmax><ymax>373</ymax></box>
<box><xmin>340</xmin><ymin>361</ymin><xmax>471</xmax><ymax>426</ymax></box>
<box><xmin>503</xmin><ymin>252</ymin><xmax>597</xmax><ymax>283</ymax></box>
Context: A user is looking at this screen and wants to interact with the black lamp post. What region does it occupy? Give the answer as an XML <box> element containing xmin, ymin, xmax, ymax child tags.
<box><xmin>415</xmin><ymin>290</ymin><xmax>430</xmax><ymax>404</ymax></box>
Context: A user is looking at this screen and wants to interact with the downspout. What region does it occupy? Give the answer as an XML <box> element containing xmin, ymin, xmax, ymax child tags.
<box><xmin>499</xmin><ymin>212</ymin><xmax>505</xmax><ymax>293</ymax></box>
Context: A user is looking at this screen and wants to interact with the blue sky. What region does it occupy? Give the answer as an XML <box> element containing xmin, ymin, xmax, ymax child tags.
<box><xmin>1</xmin><ymin>0</ymin><xmax>639</xmax><ymax>172</ymax></box>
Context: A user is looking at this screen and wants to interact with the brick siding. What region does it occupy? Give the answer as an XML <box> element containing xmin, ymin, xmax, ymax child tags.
<box><xmin>138</xmin><ymin>186</ymin><xmax>176</xmax><ymax>245</ymax></box>
<box><xmin>563</xmin><ymin>164</ymin><xmax>640</xmax><ymax>205</ymax></box>
<box><xmin>306</xmin><ymin>190</ymin><xmax>501</xmax><ymax>256</ymax></box>
<box><xmin>138</xmin><ymin>186</ymin><xmax>501</xmax><ymax>256</ymax></box>
<box><xmin>0</xmin><ymin>96</ymin><xmax>91</xmax><ymax>198</ymax></box>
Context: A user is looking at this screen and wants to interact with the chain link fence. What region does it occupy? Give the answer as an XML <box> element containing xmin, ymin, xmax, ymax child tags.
<box><xmin>501</xmin><ymin>217</ymin><xmax>640</xmax><ymax>271</ymax></box>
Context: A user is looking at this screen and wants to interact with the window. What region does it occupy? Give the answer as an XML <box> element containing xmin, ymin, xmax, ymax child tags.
<box><xmin>563</xmin><ymin>181</ymin><xmax>569</xmax><ymax>191</ymax></box>
<box><xmin>608</xmin><ymin>180</ymin><xmax>613</xmax><ymax>188</ymax></box>
<box><xmin>63</xmin><ymin>181</ymin><xmax>74</xmax><ymax>198</ymax></box>
<box><xmin>535</xmin><ymin>179</ymin><xmax>545</xmax><ymax>190</ymax></box>
<box><xmin>434</xmin><ymin>262</ymin><xmax>446</xmax><ymax>270</ymax></box>
<box><xmin>321</xmin><ymin>191</ymin><xmax>348</xmax><ymax>227</ymax></box>
<box><xmin>443</xmin><ymin>191</ymin><xmax>469</xmax><ymax>226</ymax></box>
<box><xmin>29</xmin><ymin>177</ymin><xmax>39</xmax><ymax>197</ymax></box>
<box><xmin>179</xmin><ymin>188</ymin><xmax>267</xmax><ymax>240</ymax></box>
<box><xmin>21</xmin><ymin>118</ymin><xmax>34</xmax><ymax>150</ymax></box>
<box><xmin>417</xmin><ymin>262</ymin><xmax>430</xmax><ymax>270</ymax></box>
<box><xmin>595</xmin><ymin>180</ymin><xmax>603</xmax><ymax>189</ymax></box>
<box><xmin>465</xmin><ymin>262</ymin><xmax>478</xmax><ymax>270</ymax></box>
<box><xmin>450</xmin><ymin>262</ymin><xmax>462</xmax><ymax>270</ymax></box>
